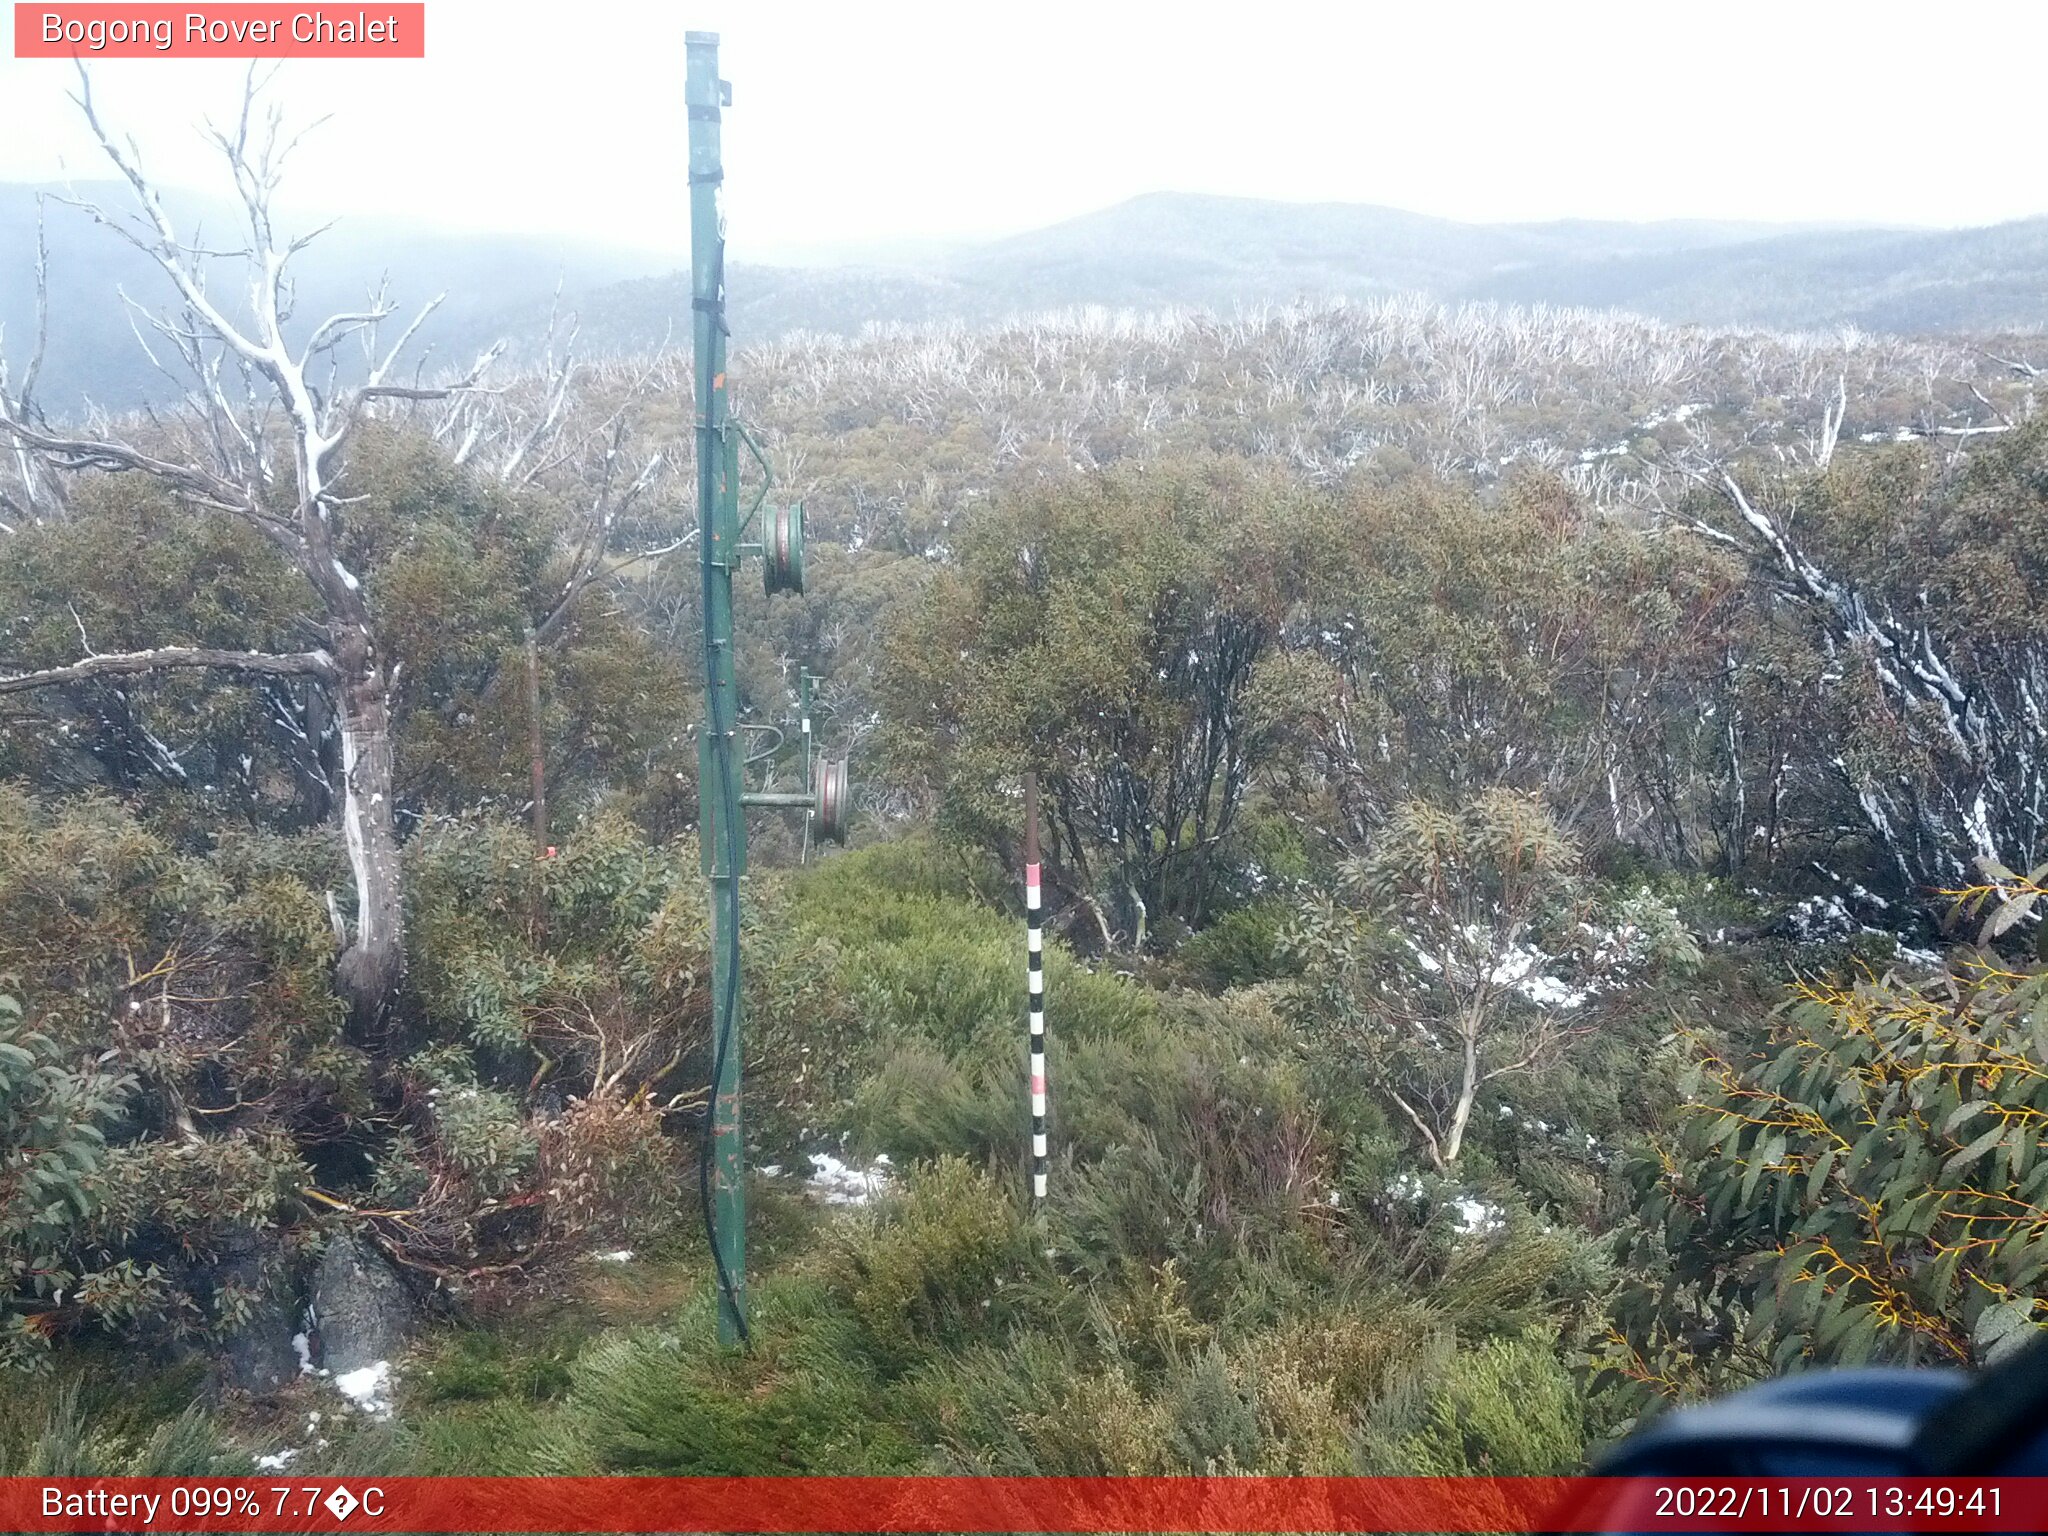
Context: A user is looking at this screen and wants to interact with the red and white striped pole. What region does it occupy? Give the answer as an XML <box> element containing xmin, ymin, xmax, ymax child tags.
<box><xmin>1024</xmin><ymin>772</ymin><xmax>1048</xmax><ymax>1205</ymax></box>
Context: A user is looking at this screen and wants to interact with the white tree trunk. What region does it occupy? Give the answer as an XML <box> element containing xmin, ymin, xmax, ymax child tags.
<box><xmin>1443</xmin><ymin>1024</ymin><xmax>1483</xmax><ymax>1166</ymax></box>
<box><xmin>326</xmin><ymin>620</ymin><xmax>404</xmax><ymax>1027</ymax></box>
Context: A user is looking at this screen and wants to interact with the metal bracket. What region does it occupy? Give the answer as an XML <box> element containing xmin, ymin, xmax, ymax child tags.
<box><xmin>732</xmin><ymin>419</ymin><xmax>772</xmax><ymax>538</ymax></box>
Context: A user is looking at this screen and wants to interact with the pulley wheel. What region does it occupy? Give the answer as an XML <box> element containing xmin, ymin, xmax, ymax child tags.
<box><xmin>763</xmin><ymin>501</ymin><xmax>806</xmax><ymax>596</ymax></box>
<box><xmin>814</xmin><ymin>756</ymin><xmax>850</xmax><ymax>844</ymax></box>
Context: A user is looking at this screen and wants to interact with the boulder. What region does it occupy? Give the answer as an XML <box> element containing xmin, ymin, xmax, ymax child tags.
<box><xmin>309</xmin><ymin>1233</ymin><xmax>411</xmax><ymax>1376</ymax></box>
<box><xmin>212</xmin><ymin>1228</ymin><xmax>299</xmax><ymax>1395</ymax></box>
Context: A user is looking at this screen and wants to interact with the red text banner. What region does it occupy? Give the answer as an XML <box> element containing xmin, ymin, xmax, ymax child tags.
<box><xmin>13</xmin><ymin>4</ymin><xmax>425</xmax><ymax>58</ymax></box>
<box><xmin>2</xmin><ymin>1476</ymin><xmax>2045</xmax><ymax>1533</ymax></box>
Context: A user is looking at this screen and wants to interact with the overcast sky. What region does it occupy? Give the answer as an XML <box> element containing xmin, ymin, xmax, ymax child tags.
<box><xmin>2</xmin><ymin>0</ymin><xmax>2044</xmax><ymax>262</ymax></box>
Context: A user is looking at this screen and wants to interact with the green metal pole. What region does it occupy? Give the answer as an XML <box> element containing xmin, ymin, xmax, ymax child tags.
<box><xmin>687</xmin><ymin>29</ymin><xmax>747</xmax><ymax>1346</ymax></box>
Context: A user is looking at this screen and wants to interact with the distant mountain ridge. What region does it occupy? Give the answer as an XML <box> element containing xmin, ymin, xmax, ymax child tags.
<box><xmin>518</xmin><ymin>192</ymin><xmax>2048</xmax><ymax>365</ymax></box>
<box><xmin>6</xmin><ymin>186</ymin><xmax>2046</xmax><ymax>411</ymax></box>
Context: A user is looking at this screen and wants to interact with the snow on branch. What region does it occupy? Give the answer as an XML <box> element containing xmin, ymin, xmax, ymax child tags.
<box><xmin>0</xmin><ymin>414</ymin><xmax>257</xmax><ymax>515</ymax></box>
<box><xmin>33</xmin><ymin>64</ymin><xmax>504</xmax><ymax>527</ymax></box>
<box><xmin>0</xmin><ymin>645</ymin><xmax>339</xmax><ymax>694</ymax></box>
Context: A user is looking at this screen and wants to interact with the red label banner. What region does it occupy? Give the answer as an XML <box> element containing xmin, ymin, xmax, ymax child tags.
<box><xmin>1</xmin><ymin>1476</ymin><xmax>2044</xmax><ymax>1533</ymax></box>
<box><xmin>13</xmin><ymin>4</ymin><xmax>425</xmax><ymax>57</ymax></box>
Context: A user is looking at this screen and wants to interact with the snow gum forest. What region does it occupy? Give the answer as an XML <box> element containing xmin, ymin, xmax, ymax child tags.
<box><xmin>4</xmin><ymin>88</ymin><xmax>2048</xmax><ymax>1480</ymax></box>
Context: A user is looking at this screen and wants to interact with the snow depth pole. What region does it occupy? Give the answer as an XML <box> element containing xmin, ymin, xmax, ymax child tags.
<box><xmin>687</xmin><ymin>29</ymin><xmax>748</xmax><ymax>1347</ymax></box>
<box><xmin>799</xmin><ymin>668</ymin><xmax>815</xmax><ymax>865</ymax></box>
<box><xmin>1025</xmin><ymin>772</ymin><xmax>1048</xmax><ymax>1205</ymax></box>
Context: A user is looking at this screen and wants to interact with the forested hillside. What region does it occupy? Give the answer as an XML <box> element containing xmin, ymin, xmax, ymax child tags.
<box><xmin>4</xmin><ymin>139</ymin><xmax>2048</xmax><ymax>1480</ymax></box>
<box><xmin>10</xmin><ymin>184</ymin><xmax>2048</xmax><ymax>412</ymax></box>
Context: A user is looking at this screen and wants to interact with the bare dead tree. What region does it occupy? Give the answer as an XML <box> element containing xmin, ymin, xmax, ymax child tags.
<box><xmin>0</xmin><ymin>197</ymin><xmax>59</xmax><ymax>529</ymax></box>
<box><xmin>1666</xmin><ymin>450</ymin><xmax>2046</xmax><ymax>895</ymax></box>
<box><xmin>1808</xmin><ymin>374</ymin><xmax>1847</xmax><ymax>467</ymax></box>
<box><xmin>0</xmin><ymin>69</ymin><xmax>503</xmax><ymax>1026</ymax></box>
<box><xmin>1983</xmin><ymin>348</ymin><xmax>2045</xmax><ymax>380</ymax></box>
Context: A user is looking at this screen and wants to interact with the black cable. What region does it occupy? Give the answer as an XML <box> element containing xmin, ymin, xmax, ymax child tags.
<box><xmin>699</xmin><ymin>712</ymin><xmax>751</xmax><ymax>1347</ymax></box>
<box><xmin>697</xmin><ymin>638</ymin><xmax>751</xmax><ymax>1345</ymax></box>
<box><xmin>695</xmin><ymin>347</ymin><xmax>750</xmax><ymax>1346</ymax></box>
<box><xmin>696</xmin><ymin>793</ymin><xmax>748</xmax><ymax>1343</ymax></box>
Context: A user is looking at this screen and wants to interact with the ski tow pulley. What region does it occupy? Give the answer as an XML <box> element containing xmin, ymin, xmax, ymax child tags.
<box><xmin>763</xmin><ymin>501</ymin><xmax>805</xmax><ymax>596</ymax></box>
<box><xmin>815</xmin><ymin>756</ymin><xmax>851</xmax><ymax>844</ymax></box>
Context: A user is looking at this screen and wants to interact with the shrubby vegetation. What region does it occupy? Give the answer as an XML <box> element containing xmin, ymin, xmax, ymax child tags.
<box><xmin>1597</xmin><ymin>957</ymin><xmax>2048</xmax><ymax>1412</ymax></box>
<box><xmin>3</xmin><ymin>237</ymin><xmax>2047</xmax><ymax>1469</ymax></box>
<box><xmin>1285</xmin><ymin>791</ymin><xmax>1699</xmax><ymax>1170</ymax></box>
<box><xmin>123</xmin><ymin>851</ymin><xmax>1604</xmax><ymax>1479</ymax></box>
<box><xmin>0</xmin><ymin>988</ymin><xmax>130</xmax><ymax>1371</ymax></box>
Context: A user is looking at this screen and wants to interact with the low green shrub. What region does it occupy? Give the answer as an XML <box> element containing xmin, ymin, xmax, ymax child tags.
<box><xmin>377</xmin><ymin>1401</ymin><xmax>596</xmax><ymax>1477</ymax></box>
<box><xmin>828</xmin><ymin>1158</ymin><xmax>1041</xmax><ymax>1373</ymax></box>
<box><xmin>1159</xmin><ymin>1344</ymin><xmax>1263</xmax><ymax>1471</ymax></box>
<box><xmin>1174</xmin><ymin>900</ymin><xmax>1302</xmax><ymax>990</ymax></box>
<box><xmin>0</xmin><ymin>1381</ymin><xmax>246</xmax><ymax>1476</ymax></box>
<box><xmin>560</xmin><ymin>1276</ymin><xmax>917</xmax><ymax>1474</ymax></box>
<box><xmin>1355</xmin><ymin>1332</ymin><xmax>1587</xmax><ymax>1474</ymax></box>
<box><xmin>411</xmin><ymin>1325</ymin><xmax>582</xmax><ymax>1407</ymax></box>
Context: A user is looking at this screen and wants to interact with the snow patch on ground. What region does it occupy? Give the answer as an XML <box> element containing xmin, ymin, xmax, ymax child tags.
<box><xmin>255</xmin><ymin>1449</ymin><xmax>299</xmax><ymax>1471</ymax></box>
<box><xmin>1401</xmin><ymin>918</ymin><xmax>1668</xmax><ymax>1011</ymax></box>
<box><xmin>333</xmin><ymin>1361</ymin><xmax>394</xmax><ymax>1419</ymax></box>
<box><xmin>1384</xmin><ymin>1174</ymin><xmax>1507</xmax><ymax>1238</ymax></box>
<box><xmin>1450</xmin><ymin>1196</ymin><xmax>1506</xmax><ymax>1236</ymax></box>
<box><xmin>1638</xmin><ymin>402</ymin><xmax>1707</xmax><ymax>430</ymax></box>
<box><xmin>1781</xmin><ymin>890</ymin><xmax>1947</xmax><ymax>970</ymax></box>
<box><xmin>591</xmin><ymin>1250</ymin><xmax>635</xmax><ymax>1263</ymax></box>
<box><xmin>807</xmin><ymin>1151</ymin><xmax>893</xmax><ymax>1205</ymax></box>
<box><xmin>1785</xmin><ymin>894</ymin><xmax>1857</xmax><ymax>940</ymax></box>
<box><xmin>291</xmin><ymin>1331</ymin><xmax>314</xmax><ymax>1375</ymax></box>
